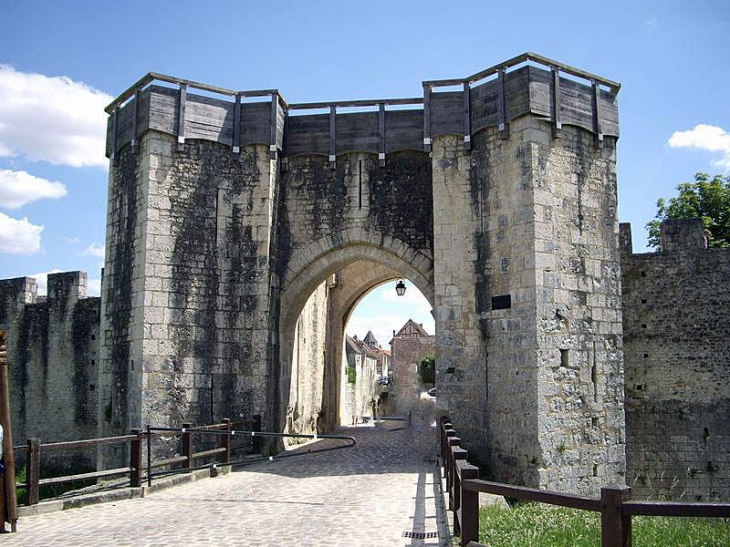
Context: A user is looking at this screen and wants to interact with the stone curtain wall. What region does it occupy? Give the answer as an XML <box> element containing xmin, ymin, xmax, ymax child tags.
<box><xmin>0</xmin><ymin>273</ymin><xmax>100</xmax><ymax>456</ymax></box>
<box><xmin>621</xmin><ymin>220</ymin><xmax>730</xmax><ymax>501</ymax></box>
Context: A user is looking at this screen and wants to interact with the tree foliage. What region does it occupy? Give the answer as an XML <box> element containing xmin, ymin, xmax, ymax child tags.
<box><xmin>418</xmin><ymin>353</ymin><xmax>435</xmax><ymax>385</ymax></box>
<box><xmin>646</xmin><ymin>173</ymin><xmax>730</xmax><ymax>250</ymax></box>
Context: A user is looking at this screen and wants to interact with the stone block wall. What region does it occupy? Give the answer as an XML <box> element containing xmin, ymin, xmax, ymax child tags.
<box><xmin>439</xmin><ymin>116</ymin><xmax>625</xmax><ymax>494</ymax></box>
<box><xmin>621</xmin><ymin>219</ymin><xmax>730</xmax><ymax>501</ymax></box>
<box><xmin>102</xmin><ymin>134</ymin><xmax>281</xmax><ymax>437</ymax></box>
<box><xmin>0</xmin><ymin>272</ymin><xmax>100</xmax><ymax>459</ymax></box>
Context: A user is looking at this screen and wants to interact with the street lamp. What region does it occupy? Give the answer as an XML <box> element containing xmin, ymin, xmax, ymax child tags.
<box><xmin>395</xmin><ymin>278</ymin><xmax>406</xmax><ymax>296</ymax></box>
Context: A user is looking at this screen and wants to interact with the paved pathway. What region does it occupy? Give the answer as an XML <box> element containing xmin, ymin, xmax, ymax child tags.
<box><xmin>3</xmin><ymin>417</ymin><xmax>451</xmax><ymax>546</ymax></box>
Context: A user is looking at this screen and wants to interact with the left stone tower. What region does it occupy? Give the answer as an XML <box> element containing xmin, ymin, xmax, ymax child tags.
<box><xmin>101</xmin><ymin>86</ymin><xmax>285</xmax><ymax>437</ymax></box>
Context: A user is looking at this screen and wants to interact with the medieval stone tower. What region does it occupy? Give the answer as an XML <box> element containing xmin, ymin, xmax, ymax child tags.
<box><xmin>98</xmin><ymin>52</ymin><xmax>624</xmax><ymax>494</ymax></box>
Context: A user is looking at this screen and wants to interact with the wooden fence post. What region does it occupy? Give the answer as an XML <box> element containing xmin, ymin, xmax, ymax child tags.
<box><xmin>601</xmin><ymin>485</ymin><xmax>632</xmax><ymax>547</ymax></box>
<box><xmin>252</xmin><ymin>415</ymin><xmax>262</xmax><ymax>454</ymax></box>
<box><xmin>459</xmin><ymin>464</ymin><xmax>480</xmax><ymax>547</ymax></box>
<box><xmin>182</xmin><ymin>423</ymin><xmax>193</xmax><ymax>469</ymax></box>
<box><xmin>130</xmin><ymin>429</ymin><xmax>142</xmax><ymax>487</ymax></box>
<box><xmin>0</xmin><ymin>331</ymin><xmax>18</xmax><ymax>531</ymax></box>
<box><xmin>26</xmin><ymin>438</ymin><xmax>40</xmax><ymax>506</ymax></box>
<box><xmin>450</xmin><ymin>445</ymin><xmax>467</xmax><ymax>514</ymax></box>
<box><xmin>221</xmin><ymin>418</ymin><xmax>231</xmax><ymax>464</ymax></box>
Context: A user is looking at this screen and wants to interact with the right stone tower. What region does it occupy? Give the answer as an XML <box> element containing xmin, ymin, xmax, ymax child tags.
<box><xmin>430</xmin><ymin>61</ymin><xmax>625</xmax><ymax>494</ymax></box>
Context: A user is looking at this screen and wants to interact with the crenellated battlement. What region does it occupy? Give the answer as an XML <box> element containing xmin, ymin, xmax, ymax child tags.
<box><xmin>106</xmin><ymin>52</ymin><xmax>619</xmax><ymax>166</ymax></box>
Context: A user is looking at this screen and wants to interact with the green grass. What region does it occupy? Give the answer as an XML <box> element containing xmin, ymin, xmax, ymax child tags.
<box><xmin>479</xmin><ymin>503</ymin><xmax>730</xmax><ymax>547</ymax></box>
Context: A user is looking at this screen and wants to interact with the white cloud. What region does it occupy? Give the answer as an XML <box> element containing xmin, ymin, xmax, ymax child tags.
<box><xmin>80</xmin><ymin>242</ymin><xmax>105</xmax><ymax>258</ymax></box>
<box><xmin>346</xmin><ymin>313</ymin><xmax>408</xmax><ymax>349</ymax></box>
<box><xmin>644</xmin><ymin>16</ymin><xmax>658</xmax><ymax>30</ymax></box>
<box><xmin>26</xmin><ymin>269</ymin><xmax>63</xmax><ymax>296</ymax></box>
<box><xmin>63</xmin><ymin>236</ymin><xmax>80</xmax><ymax>244</ymax></box>
<box><xmin>87</xmin><ymin>278</ymin><xmax>101</xmax><ymax>297</ymax></box>
<box><xmin>0</xmin><ymin>169</ymin><xmax>67</xmax><ymax>209</ymax></box>
<box><xmin>0</xmin><ymin>65</ymin><xmax>112</xmax><ymax>167</ymax></box>
<box><xmin>668</xmin><ymin>124</ymin><xmax>730</xmax><ymax>172</ymax></box>
<box><xmin>0</xmin><ymin>212</ymin><xmax>43</xmax><ymax>254</ymax></box>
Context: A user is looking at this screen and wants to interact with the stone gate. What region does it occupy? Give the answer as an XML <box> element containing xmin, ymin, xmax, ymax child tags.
<box><xmin>100</xmin><ymin>52</ymin><xmax>625</xmax><ymax>493</ymax></box>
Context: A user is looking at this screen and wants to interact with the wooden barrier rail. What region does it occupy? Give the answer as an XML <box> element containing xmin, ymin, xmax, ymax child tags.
<box><xmin>13</xmin><ymin>416</ymin><xmax>261</xmax><ymax>506</ymax></box>
<box><xmin>439</xmin><ymin>417</ymin><xmax>730</xmax><ymax>547</ymax></box>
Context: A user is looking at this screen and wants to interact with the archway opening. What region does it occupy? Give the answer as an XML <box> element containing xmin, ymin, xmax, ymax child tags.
<box><xmin>344</xmin><ymin>281</ymin><xmax>435</xmax><ymax>424</ymax></box>
<box><xmin>277</xmin><ymin>243</ymin><xmax>435</xmax><ymax>445</ymax></box>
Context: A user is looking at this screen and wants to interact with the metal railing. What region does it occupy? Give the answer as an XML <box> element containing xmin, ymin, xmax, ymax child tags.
<box><xmin>439</xmin><ymin>417</ymin><xmax>730</xmax><ymax>547</ymax></box>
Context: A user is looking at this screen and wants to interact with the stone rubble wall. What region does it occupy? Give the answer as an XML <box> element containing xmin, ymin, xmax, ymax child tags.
<box><xmin>621</xmin><ymin>219</ymin><xmax>730</xmax><ymax>501</ymax></box>
<box><xmin>0</xmin><ymin>272</ymin><xmax>100</xmax><ymax>468</ymax></box>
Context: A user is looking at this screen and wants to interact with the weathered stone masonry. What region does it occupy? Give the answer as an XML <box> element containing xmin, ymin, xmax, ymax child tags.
<box><xmin>3</xmin><ymin>54</ymin><xmax>651</xmax><ymax>496</ymax></box>
<box><xmin>0</xmin><ymin>272</ymin><xmax>100</xmax><ymax>467</ymax></box>
<box><xmin>621</xmin><ymin>219</ymin><xmax>730</xmax><ymax>501</ymax></box>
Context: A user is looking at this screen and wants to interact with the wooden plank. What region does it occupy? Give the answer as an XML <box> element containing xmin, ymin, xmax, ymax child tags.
<box><xmin>41</xmin><ymin>434</ymin><xmax>137</xmax><ymax>451</ymax></box>
<box><xmin>469</xmin><ymin>78</ymin><xmax>501</xmax><ymax>134</ymax></box>
<box><xmin>276</xmin><ymin>100</ymin><xmax>286</xmax><ymax>150</ymax></box>
<box><xmin>423</xmin><ymin>84</ymin><xmax>431</xmax><ymax>151</ymax></box>
<box><xmin>131</xmin><ymin>88</ymin><xmax>140</xmax><ymax>152</ymax></box>
<box><xmin>240</xmin><ymin>102</ymin><xmax>273</xmax><ymax>148</ymax></box>
<box><xmin>379</xmin><ymin>103</ymin><xmax>386</xmax><ymax>165</ymax></box>
<box><xmin>431</xmin><ymin>91</ymin><xmax>463</xmax><ymax>137</ymax></box>
<box><xmin>148</xmin><ymin>86</ymin><xmax>178</xmax><ymax>136</ymax></box>
<box><xmin>384</xmin><ymin>109</ymin><xmax>423</xmax><ymax>153</ymax></box>
<box><xmin>177</xmin><ymin>84</ymin><xmax>187</xmax><ymax>148</ymax></box>
<box><xmin>463</xmin><ymin>82</ymin><xmax>471</xmax><ymax>150</ymax></box>
<box><xmin>110</xmin><ymin>106</ymin><xmax>118</xmax><ymax>166</ymax></box>
<box><xmin>289</xmin><ymin>97</ymin><xmax>421</xmax><ymax>110</ymax></box>
<box><xmin>283</xmin><ymin>113</ymin><xmax>330</xmax><ymax>156</ymax></box>
<box><xmin>335</xmin><ymin>111</ymin><xmax>379</xmax><ymax>155</ymax></box>
<box><xmin>233</xmin><ymin>93</ymin><xmax>241</xmax><ymax>154</ymax></box>
<box><xmin>592</xmin><ymin>81</ymin><xmax>603</xmax><ymax>147</ymax></box>
<box><xmin>463</xmin><ymin>479</ymin><xmax>601</xmax><ymax>512</ymax></box>
<box><xmin>270</xmin><ymin>93</ymin><xmax>278</xmax><ymax>157</ymax></box>
<box><xmin>39</xmin><ymin>467</ymin><xmax>133</xmax><ymax>487</ymax></box>
<box><xmin>329</xmin><ymin>105</ymin><xmax>336</xmax><ymax>167</ymax></box>
<box><xmin>498</xmin><ymin>68</ymin><xmax>508</xmax><ymax>138</ymax></box>
<box><xmin>552</xmin><ymin>67</ymin><xmax>562</xmax><ymax>137</ymax></box>
<box><xmin>192</xmin><ymin>447</ymin><xmax>227</xmax><ymax>460</ymax></box>
<box><xmin>623</xmin><ymin>500</ymin><xmax>730</xmax><ymax>518</ymax></box>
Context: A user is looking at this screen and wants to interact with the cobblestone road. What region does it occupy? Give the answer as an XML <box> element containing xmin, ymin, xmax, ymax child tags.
<box><xmin>3</xmin><ymin>418</ymin><xmax>450</xmax><ymax>546</ymax></box>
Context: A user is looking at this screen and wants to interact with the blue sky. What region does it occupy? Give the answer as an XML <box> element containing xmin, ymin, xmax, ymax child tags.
<box><xmin>0</xmin><ymin>1</ymin><xmax>728</xmax><ymax>337</ymax></box>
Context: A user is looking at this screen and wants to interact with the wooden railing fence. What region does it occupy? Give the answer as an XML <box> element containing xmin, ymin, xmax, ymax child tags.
<box><xmin>13</xmin><ymin>415</ymin><xmax>261</xmax><ymax>506</ymax></box>
<box><xmin>440</xmin><ymin>417</ymin><xmax>730</xmax><ymax>547</ymax></box>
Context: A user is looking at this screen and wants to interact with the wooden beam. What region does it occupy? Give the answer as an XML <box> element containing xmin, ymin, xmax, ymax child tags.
<box><xmin>498</xmin><ymin>69</ymin><xmax>509</xmax><ymax>140</ymax></box>
<box><xmin>233</xmin><ymin>93</ymin><xmax>241</xmax><ymax>156</ymax></box>
<box><xmin>289</xmin><ymin>97</ymin><xmax>422</xmax><ymax>110</ymax></box>
<box><xmin>592</xmin><ymin>81</ymin><xmax>604</xmax><ymax>148</ymax></box>
<box><xmin>329</xmin><ymin>105</ymin><xmax>336</xmax><ymax>168</ymax></box>
<box><xmin>378</xmin><ymin>103</ymin><xmax>386</xmax><ymax>166</ymax></box>
<box><xmin>423</xmin><ymin>84</ymin><xmax>432</xmax><ymax>152</ymax></box>
<box><xmin>462</xmin><ymin>82</ymin><xmax>471</xmax><ymax>151</ymax></box>
<box><xmin>0</xmin><ymin>331</ymin><xmax>18</xmax><ymax>531</ymax></box>
<box><xmin>551</xmin><ymin>67</ymin><xmax>562</xmax><ymax>138</ymax></box>
<box><xmin>177</xmin><ymin>84</ymin><xmax>187</xmax><ymax>150</ymax></box>
<box><xmin>269</xmin><ymin>93</ymin><xmax>278</xmax><ymax>159</ymax></box>
<box><xmin>131</xmin><ymin>88</ymin><xmax>140</xmax><ymax>153</ymax></box>
<box><xmin>110</xmin><ymin>106</ymin><xmax>118</xmax><ymax>166</ymax></box>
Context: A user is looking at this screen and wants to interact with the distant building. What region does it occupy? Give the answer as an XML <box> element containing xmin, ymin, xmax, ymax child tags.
<box><xmin>389</xmin><ymin>319</ymin><xmax>435</xmax><ymax>406</ymax></box>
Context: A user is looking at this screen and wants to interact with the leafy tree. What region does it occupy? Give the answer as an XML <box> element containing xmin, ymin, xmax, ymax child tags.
<box><xmin>418</xmin><ymin>353</ymin><xmax>435</xmax><ymax>384</ymax></box>
<box><xmin>646</xmin><ymin>173</ymin><xmax>730</xmax><ymax>250</ymax></box>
